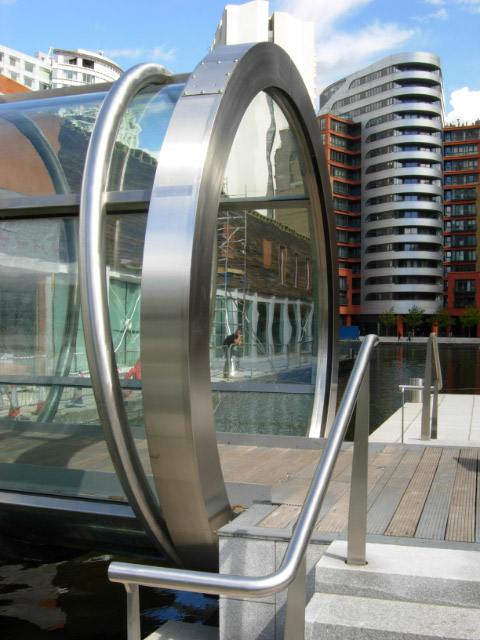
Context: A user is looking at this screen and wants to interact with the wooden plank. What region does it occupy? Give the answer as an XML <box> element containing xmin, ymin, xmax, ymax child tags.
<box><xmin>385</xmin><ymin>447</ymin><xmax>442</xmax><ymax>538</ymax></box>
<box><xmin>221</xmin><ymin>446</ymin><xmax>280</xmax><ymax>481</ymax></box>
<box><xmin>315</xmin><ymin>448</ymin><xmax>392</xmax><ymax>533</ymax></box>
<box><xmin>367</xmin><ymin>447</ymin><xmax>424</xmax><ymax>535</ymax></box>
<box><xmin>219</xmin><ymin>444</ymin><xmax>258</xmax><ymax>467</ymax></box>
<box><xmin>258</xmin><ymin>504</ymin><xmax>300</xmax><ymax>529</ymax></box>
<box><xmin>446</xmin><ymin>448</ymin><xmax>477</xmax><ymax>542</ymax></box>
<box><xmin>249</xmin><ymin>448</ymin><xmax>321</xmax><ymax>488</ymax></box>
<box><xmin>415</xmin><ymin>448</ymin><xmax>459</xmax><ymax>540</ymax></box>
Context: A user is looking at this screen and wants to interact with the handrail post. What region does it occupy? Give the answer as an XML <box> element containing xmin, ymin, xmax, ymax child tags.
<box><xmin>421</xmin><ymin>337</ymin><xmax>432</xmax><ymax>440</ymax></box>
<box><xmin>125</xmin><ymin>583</ymin><xmax>140</xmax><ymax>640</ymax></box>
<box><xmin>283</xmin><ymin>555</ymin><xmax>306</xmax><ymax>640</ymax></box>
<box><xmin>431</xmin><ymin>378</ymin><xmax>439</xmax><ymax>439</ymax></box>
<box><xmin>401</xmin><ymin>386</ymin><xmax>405</xmax><ymax>444</ymax></box>
<box><xmin>347</xmin><ymin>360</ymin><xmax>369</xmax><ymax>565</ymax></box>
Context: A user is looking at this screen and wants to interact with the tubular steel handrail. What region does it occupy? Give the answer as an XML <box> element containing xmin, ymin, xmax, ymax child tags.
<box><xmin>398</xmin><ymin>332</ymin><xmax>443</xmax><ymax>442</ymax></box>
<box><xmin>108</xmin><ymin>334</ymin><xmax>379</xmax><ymax>640</ymax></box>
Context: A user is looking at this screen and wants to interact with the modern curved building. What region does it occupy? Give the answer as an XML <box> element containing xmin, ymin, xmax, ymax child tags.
<box><xmin>320</xmin><ymin>53</ymin><xmax>445</xmax><ymax>333</ymax></box>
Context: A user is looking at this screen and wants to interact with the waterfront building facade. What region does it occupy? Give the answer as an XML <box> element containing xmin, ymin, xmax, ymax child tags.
<box><xmin>0</xmin><ymin>44</ymin><xmax>122</xmax><ymax>92</ymax></box>
<box><xmin>318</xmin><ymin>114</ymin><xmax>362</xmax><ymax>326</ymax></box>
<box><xmin>320</xmin><ymin>53</ymin><xmax>445</xmax><ymax>335</ymax></box>
<box><xmin>443</xmin><ymin>123</ymin><xmax>480</xmax><ymax>331</ymax></box>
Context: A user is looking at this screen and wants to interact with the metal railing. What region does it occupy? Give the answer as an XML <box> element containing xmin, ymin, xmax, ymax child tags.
<box><xmin>108</xmin><ymin>334</ymin><xmax>379</xmax><ymax>640</ymax></box>
<box><xmin>398</xmin><ymin>332</ymin><xmax>443</xmax><ymax>442</ymax></box>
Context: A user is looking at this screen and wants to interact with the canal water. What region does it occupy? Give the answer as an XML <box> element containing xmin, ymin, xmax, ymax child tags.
<box><xmin>1</xmin><ymin>342</ymin><xmax>479</xmax><ymax>638</ymax></box>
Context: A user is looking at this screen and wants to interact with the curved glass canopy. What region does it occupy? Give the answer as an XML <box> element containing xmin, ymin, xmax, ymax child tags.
<box><xmin>0</xmin><ymin>43</ymin><xmax>338</xmax><ymax>569</ymax></box>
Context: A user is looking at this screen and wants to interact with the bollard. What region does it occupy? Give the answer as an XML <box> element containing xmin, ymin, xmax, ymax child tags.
<box><xmin>408</xmin><ymin>378</ymin><xmax>423</xmax><ymax>402</ymax></box>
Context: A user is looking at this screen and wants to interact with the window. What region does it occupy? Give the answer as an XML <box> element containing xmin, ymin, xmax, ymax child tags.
<box><xmin>82</xmin><ymin>59</ymin><xmax>94</xmax><ymax>69</ymax></box>
<box><xmin>9</xmin><ymin>56</ymin><xmax>19</xmax><ymax>67</ymax></box>
<box><xmin>294</xmin><ymin>255</ymin><xmax>299</xmax><ymax>288</ymax></box>
<box><xmin>305</xmin><ymin>258</ymin><xmax>311</xmax><ymax>290</ymax></box>
<box><xmin>63</xmin><ymin>70</ymin><xmax>77</xmax><ymax>80</ymax></box>
<box><xmin>263</xmin><ymin>240</ymin><xmax>271</xmax><ymax>268</ymax></box>
<box><xmin>9</xmin><ymin>71</ymin><xmax>19</xmax><ymax>82</ymax></box>
<box><xmin>24</xmin><ymin>61</ymin><xmax>34</xmax><ymax>73</ymax></box>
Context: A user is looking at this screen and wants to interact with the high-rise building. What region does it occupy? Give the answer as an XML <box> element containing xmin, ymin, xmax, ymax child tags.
<box><xmin>318</xmin><ymin>114</ymin><xmax>362</xmax><ymax>326</ymax></box>
<box><xmin>320</xmin><ymin>53</ymin><xmax>445</xmax><ymax>335</ymax></box>
<box><xmin>443</xmin><ymin>123</ymin><xmax>480</xmax><ymax>329</ymax></box>
<box><xmin>0</xmin><ymin>45</ymin><xmax>122</xmax><ymax>92</ymax></box>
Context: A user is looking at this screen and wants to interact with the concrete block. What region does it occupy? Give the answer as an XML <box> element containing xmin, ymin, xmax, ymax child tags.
<box><xmin>316</xmin><ymin>540</ymin><xmax>480</xmax><ymax>609</ymax></box>
<box><xmin>219</xmin><ymin>536</ymin><xmax>276</xmax><ymax>604</ymax></box>
<box><xmin>220</xmin><ymin>597</ymin><xmax>275</xmax><ymax>640</ymax></box>
<box><xmin>305</xmin><ymin>593</ymin><xmax>480</xmax><ymax>639</ymax></box>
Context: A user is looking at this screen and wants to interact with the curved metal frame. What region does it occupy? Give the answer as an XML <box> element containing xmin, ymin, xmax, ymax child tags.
<box><xmin>141</xmin><ymin>42</ymin><xmax>338</xmax><ymax>570</ymax></box>
<box><xmin>78</xmin><ymin>62</ymin><xmax>182</xmax><ymax>566</ymax></box>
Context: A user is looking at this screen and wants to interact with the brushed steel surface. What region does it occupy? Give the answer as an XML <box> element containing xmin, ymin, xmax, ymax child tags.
<box><xmin>78</xmin><ymin>63</ymin><xmax>181</xmax><ymax>565</ymax></box>
<box><xmin>141</xmin><ymin>42</ymin><xmax>338</xmax><ymax>569</ymax></box>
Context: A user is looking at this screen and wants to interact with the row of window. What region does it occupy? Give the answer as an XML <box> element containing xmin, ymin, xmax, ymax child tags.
<box><xmin>348</xmin><ymin>63</ymin><xmax>440</xmax><ymax>90</ymax></box>
<box><xmin>329</xmin><ymin>134</ymin><xmax>361</xmax><ymax>151</ymax></box>
<box><xmin>366</xmin><ymin>258</ymin><xmax>441</xmax><ymax>270</ymax></box>
<box><xmin>444</xmin><ymin>128</ymin><xmax>480</xmax><ymax>142</ymax></box>
<box><xmin>332</xmin><ymin>80</ymin><xmax>439</xmax><ymax>111</ymax></box>
<box><xmin>366</xmin><ymin>227</ymin><xmax>440</xmax><ymax>239</ymax></box>
<box><xmin>330</xmin><ymin>166</ymin><xmax>361</xmax><ymax>181</ymax></box>
<box><xmin>365</xmin><ymin>127</ymin><xmax>441</xmax><ymax>144</ymax></box>
<box><xmin>366</xmin><ymin>177</ymin><xmax>440</xmax><ymax>189</ymax></box>
<box><xmin>366</xmin><ymin>194</ymin><xmax>441</xmax><ymax>206</ymax></box>
<box><xmin>366</xmin><ymin>275</ymin><xmax>441</xmax><ymax>286</ymax></box>
<box><xmin>444</xmin><ymin>250</ymin><xmax>476</xmax><ymax>262</ymax></box>
<box><xmin>366</xmin><ymin>242</ymin><xmax>442</xmax><ymax>254</ymax></box>
<box><xmin>333</xmin><ymin>181</ymin><xmax>361</xmax><ymax>197</ymax></box>
<box><xmin>444</xmin><ymin>144</ymin><xmax>478</xmax><ymax>156</ymax></box>
<box><xmin>444</xmin><ymin>173</ymin><xmax>478</xmax><ymax>185</ymax></box>
<box><xmin>444</xmin><ymin>159</ymin><xmax>478</xmax><ymax>172</ymax></box>
<box><xmin>444</xmin><ymin>219</ymin><xmax>476</xmax><ymax>232</ymax></box>
<box><xmin>444</xmin><ymin>234</ymin><xmax>476</xmax><ymax>248</ymax></box>
<box><xmin>366</xmin><ymin>143</ymin><xmax>441</xmax><ymax>158</ymax></box>
<box><xmin>365</xmin><ymin>112</ymin><xmax>440</xmax><ymax>128</ymax></box>
<box><xmin>340</xmin><ymin>96</ymin><xmax>440</xmax><ymax>120</ymax></box>
<box><xmin>444</xmin><ymin>188</ymin><xmax>477</xmax><ymax>201</ymax></box>
<box><xmin>329</xmin><ymin>149</ymin><xmax>361</xmax><ymax>166</ymax></box>
<box><xmin>336</xmin><ymin>230</ymin><xmax>361</xmax><ymax>243</ymax></box>
<box><xmin>335</xmin><ymin>214</ymin><xmax>361</xmax><ymax>228</ymax></box>
<box><xmin>366</xmin><ymin>160</ymin><xmax>439</xmax><ymax>174</ymax></box>
<box><xmin>263</xmin><ymin>241</ymin><xmax>312</xmax><ymax>289</ymax></box>
<box><xmin>333</xmin><ymin>197</ymin><xmax>360</xmax><ymax>213</ymax></box>
<box><xmin>366</xmin><ymin>210</ymin><xmax>441</xmax><ymax>223</ymax></box>
<box><xmin>444</xmin><ymin>204</ymin><xmax>477</xmax><ymax>217</ymax></box>
<box><xmin>366</xmin><ymin>292</ymin><xmax>441</xmax><ymax>301</ymax></box>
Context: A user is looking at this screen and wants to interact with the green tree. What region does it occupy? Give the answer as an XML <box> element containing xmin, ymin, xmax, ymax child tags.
<box><xmin>403</xmin><ymin>305</ymin><xmax>425</xmax><ymax>337</ymax></box>
<box><xmin>459</xmin><ymin>305</ymin><xmax>480</xmax><ymax>337</ymax></box>
<box><xmin>379</xmin><ymin>306</ymin><xmax>397</xmax><ymax>336</ymax></box>
<box><xmin>432</xmin><ymin>305</ymin><xmax>455</xmax><ymax>337</ymax></box>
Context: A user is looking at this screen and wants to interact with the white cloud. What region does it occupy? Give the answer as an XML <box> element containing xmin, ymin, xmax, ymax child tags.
<box><xmin>414</xmin><ymin>7</ymin><xmax>448</xmax><ymax>21</ymax></box>
<box><xmin>455</xmin><ymin>0</ymin><xmax>480</xmax><ymax>13</ymax></box>
<box><xmin>276</xmin><ymin>0</ymin><xmax>415</xmax><ymax>93</ymax></box>
<box><xmin>107</xmin><ymin>44</ymin><xmax>177</xmax><ymax>64</ymax></box>
<box><xmin>424</xmin><ymin>0</ymin><xmax>445</xmax><ymax>5</ymax></box>
<box><xmin>446</xmin><ymin>87</ymin><xmax>480</xmax><ymax>124</ymax></box>
<box><xmin>0</xmin><ymin>0</ymin><xmax>16</xmax><ymax>5</ymax></box>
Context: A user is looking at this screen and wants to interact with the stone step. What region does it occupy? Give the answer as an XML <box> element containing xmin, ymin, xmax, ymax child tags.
<box><xmin>315</xmin><ymin>540</ymin><xmax>480</xmax><ymax>609</ymax></box>
<box><xmin>145</xmin><ymin>620</ymin><xmax>218</xmax><ymax>640</ymax></box>
<box><xmin>305</xmin><ymin>593</ymin><xmax>480</xmax><ymax>639</ymax></box>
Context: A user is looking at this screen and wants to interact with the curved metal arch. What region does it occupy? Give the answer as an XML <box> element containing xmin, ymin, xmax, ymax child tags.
<box><xmin>78</xmin><ymin>63</ymin><xmax>182</xmax><ymax>566</ymax></box>
<box><xmin>141</xmin><ymin>42</ymin><xmax>338</xmax><ymax>570</ymax></box>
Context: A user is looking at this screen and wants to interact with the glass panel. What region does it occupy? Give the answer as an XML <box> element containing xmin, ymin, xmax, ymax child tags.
<box><xmin>0</xmin><ymin>83</ymin><xmax>183</xmax><ymax>201</ymax></box>
<box><xmin>0</xmin><ymin>213</ymin><xmax>150</xmax><ymax>501</ymax></box>
<box><xmin>222</xmin><ymin>91</ymin><xmax>308</xmax><ymax>199</ymax></box>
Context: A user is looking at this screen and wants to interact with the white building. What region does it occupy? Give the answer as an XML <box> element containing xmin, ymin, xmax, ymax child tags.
<box><xmin>212</xmin><ymin>0</ymin><xmax>316</xmax><ymax>107</ymax></box>
<box><xmin>0</xmin><ymin>44</ymin><xmax>122</xmax><ymax>92</ymax></box>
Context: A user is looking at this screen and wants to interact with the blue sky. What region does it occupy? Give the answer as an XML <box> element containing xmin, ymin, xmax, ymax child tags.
<box><xmin>1</xmin><ymin>0</ymin><xmax>479</xmax><ymax>122</ymax></box>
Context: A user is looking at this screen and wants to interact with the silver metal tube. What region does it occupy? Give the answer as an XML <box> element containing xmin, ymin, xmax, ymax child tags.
<box><xmin>109</xmin><ymin>334</ymin><xmax>379</xmax><ymax>598</ymax></box>
<box><xmin>78</xmin><ymin>63</ymin><xmax>181</xmax><ymax>564</ymax></box>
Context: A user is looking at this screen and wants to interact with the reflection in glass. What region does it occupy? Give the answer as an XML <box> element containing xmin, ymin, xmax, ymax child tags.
<box><xmin>211</xmin><ymin>92</ymin><xmax>317</xmax><ymax>436</ymax></box>
<box><xmin>0</xmin><ymin>84</ymin><xmax>184</xmax><ymax>200</ymax></box>
<box><xmin>0</xmin><ymin>213</ymin><xmax>149</xmax><ymax>501</ymax></box>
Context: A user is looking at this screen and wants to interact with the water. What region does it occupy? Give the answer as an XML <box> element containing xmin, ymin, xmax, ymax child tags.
<box><xmin>2</xmin><ymin>342</ymin><xmax>479</xmax><ymax>636</ymax></box>
<box><xmin>363</xmin><ymin>342</ymin><xmax>480</xmax><ymax>432</ymax></box>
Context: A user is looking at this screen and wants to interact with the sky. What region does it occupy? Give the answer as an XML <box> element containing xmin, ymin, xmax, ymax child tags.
<box><xmin>0</xmin><ymin>0</ymin><xmax>479</xmax><ymax>123</ymax></box>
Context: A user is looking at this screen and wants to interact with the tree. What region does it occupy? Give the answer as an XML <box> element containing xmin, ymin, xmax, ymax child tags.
<box><xmin>403</xmin><ymin>305</ymin><xmax>425</xmax><ymax>336</ymax></box>
<box><xmin>432</xmin><ymin>305</ymin><xmax>455</xmax><ymax>337</ymax></box>
<box><xmin>459</xmin><ymin>305</ymin><xmax>480</xmax><ymax>337</ymax></box>
<box><xmin>379</xmin><ymin>306</ymin><xmax>397</xmax><ymax>336</ymax></box>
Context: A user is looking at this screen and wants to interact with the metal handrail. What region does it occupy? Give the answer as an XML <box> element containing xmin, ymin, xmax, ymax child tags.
<box><xmin>109</xmin><ymin>334</ymin><xmax>379</xmax><ymax>640</ymax></box>
<box><xmin>398</xmin><ymin>332</ymin><xmax>442</xmax><ymax>442</ymax></box>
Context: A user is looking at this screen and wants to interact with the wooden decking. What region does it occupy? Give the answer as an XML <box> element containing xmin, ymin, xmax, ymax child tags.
<box><xmin>219</xmin><ymin>441</ymin><xmax>480</xmax><ymax>544</ymax></box>
<box><xmin>0</xmin><ymin>424</ymin><xmax>478</xmax><ymax>545</ymax></box>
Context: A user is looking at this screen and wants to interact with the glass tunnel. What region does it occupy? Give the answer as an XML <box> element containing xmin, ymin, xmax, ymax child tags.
<box><xmin>0</xmin><ymin>42</ymin><xmax>338</xmax><ymax>570</ymax></box>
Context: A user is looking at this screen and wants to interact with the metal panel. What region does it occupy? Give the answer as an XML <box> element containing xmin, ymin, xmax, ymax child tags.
<box><xmin>141</xmin><ymin>42</ymin><xmax>338</xmax><ymax>569</ymax></box>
